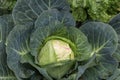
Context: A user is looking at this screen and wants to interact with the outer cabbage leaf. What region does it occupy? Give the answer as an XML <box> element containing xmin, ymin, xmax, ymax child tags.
<box><xmin>0</xmin><ymin>14</ymin><xmax>14</xmax><ymax>43</ymax></box>
<box><xmin>112</xmin><ymin>45</ymin><xmax>120</xmax><ymax>62</ymax></box>
<box><xmin>82</xmin><ymin>55</ymin><xmax>118</xmax><ymax>80</ymax></box>
<box><xmin>20</xmin><ymin>53</ymin><xmax>52</xmax><ymax>80</ymax></box>
<box><xmin>109</xmin><ymin>14</ymin><xmax>120</xmax><ymax>28</ymax></box>
<box><xmin>0</xmin><ymin>42</ymin><xmax>17</xmax><ymax>80</ymax></box>
<box><xmin>0</xmin><ymin>15</ymin><xmax>16</xmax><ymax>80</ymax></box>
<box><xmin>79</xmin><ymin>22</ymin><xmax>118</xmax><ymax>79</ymax></box>
<box><xmin>6</xmin><ymin>24</ymin><xmax>53</xmax><ymax>80</ymax></box>
<box><xmin>76</xmin><ymin>54</ymin><xmax>96</xmax><ymax>79</ymax></box>
<box><xmin>6</xmin><ymin>25</ymin><xmax>39</xmax><ymax>80</ymax></box>
<box><xmin>109</xmin><ymin>14</ymin><xmax>120</xmax><ymax>62</ymax></box>
<box><xmin>109</xmin><ymin>14</ymin><xmax>120</xmax><ymax>41</ymax></box>
<box><xmin>80</xmin><ymin>22</ymin><xmax>118</xmax><ymax>55</ymax></box>
<box><xmin>12</xmin><ymin>0</ymin><xmax>74</xmax><ymax>26</ymax></box>
<box><xmin>35</xmin><ymin>9</ymin><xmax>75</xmax><ymax>29</ymax></box>
<box><xmin>109</xmin><ymin>14</ymin><xmax>120</xmax><ymax>80</ymax></box>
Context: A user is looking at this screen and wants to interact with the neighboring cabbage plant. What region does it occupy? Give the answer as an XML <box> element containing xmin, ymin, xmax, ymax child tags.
<box><xmin>68</xmin><ymin>0</ymin><xmax>120</xmax><ymax>22</ymax></box>
<box><xmin>109</xmin><ymin>14</ymin><xmax>120</xmax><ymax>62</ymax></box>
<box><xmin>107</xmin><ymin>14</ymin><xmax>120</xmax><ymax>80</ymax></box>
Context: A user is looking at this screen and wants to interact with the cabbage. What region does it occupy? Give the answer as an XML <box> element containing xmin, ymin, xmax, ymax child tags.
<box><xmin>0</xmin><ymin>0</ymin><xmax>120</xmax><ymax>80</ymax></box>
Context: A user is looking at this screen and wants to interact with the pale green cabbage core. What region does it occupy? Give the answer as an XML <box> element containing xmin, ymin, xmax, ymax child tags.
<box><xmin>38</xmin><ymin>39</ymin><xmax>74</xmax><ymax>66</ymax></box>
<box><xmin>53</xmin><ymin>40</ymin><xmax>74</xmax><ymax>61</ymax></box>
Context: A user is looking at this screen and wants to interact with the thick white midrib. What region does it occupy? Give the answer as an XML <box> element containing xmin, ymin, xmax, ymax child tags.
<box><xmin>90</xmin><ymin>40</ymin><xmax>110</xmax><ymax>57</ymax></box>
<box><xmin>95</xmin><ymin>40</ymin><xmax>110</xmax><ymax>53</ymax></box>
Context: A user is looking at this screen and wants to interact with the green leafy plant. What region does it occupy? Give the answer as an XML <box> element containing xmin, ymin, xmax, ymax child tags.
<box><xmin>68</xmin><ymin>0</ymin><xmax>120</xmax><ymax>22</ymax></box>
<box><xmin>0</xmin><ymin>0</ymin><xmax>120</xmax><ymax>80</ymax></box>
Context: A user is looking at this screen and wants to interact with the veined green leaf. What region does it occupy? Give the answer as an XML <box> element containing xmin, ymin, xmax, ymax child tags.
<box><xmin>0</xmin><ymin>42</ymin><xmax>17</xmax><ymax>80</ymax></box>
<box><xmin>109</xmin><ymin>14</ymin><xmax>120</xmax><ymax>30</ymax></box>
<box><xmin>0</xmin><ymin>14</ymin><xmax>17</xmax><ymax>80</ymax></box>
<box><xmin>0</xmin><ymin>14</ymin><xmax>14</xmax><ymax>44</ymax></box>
<box><xmin>109</xmin><ymin>14</ymin><xmax>120</xmax><ymax>62</ymax></box>
<box><xmin>35</xmin><ymin>9</ymin><xmax>75</xmax><ymax>29</ymax></box>
<box><xmin>80</xmin><ymin>22</ymin><xmax>118</xmax><ymax>79</ymax></box>
<box><xmin>82</xmin><ymin>55</ymin><xmax>118</xmax><ymax>80</ymax></box>
<box><xmin>6</xmin><ymin>24</ymin><xmax>35</xmax><ymax>79</ymax></box>
<box><xmin>20</xmin><ymin>53</ymin><xmax>52</xmax><ymax>80</ymax></box>
<box><xmin>12</xmin><ymin>0</ymin><xmax>74</xmax><ymax>26</ymax></box>
<box><xmin>80</xmin><ymin>22</ymin><xmax>118</xmax><ymax>56</ymax></box>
